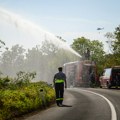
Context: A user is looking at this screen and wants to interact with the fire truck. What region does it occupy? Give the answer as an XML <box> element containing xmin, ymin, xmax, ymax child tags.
<box><xmin>63</xmin><ymin>60</ymin><xmax>97</xmax><ymax>87</ymax></box>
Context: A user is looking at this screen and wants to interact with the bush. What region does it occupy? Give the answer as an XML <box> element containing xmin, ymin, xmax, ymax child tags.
<box><xmin>0</xmin><ymin>76</ymin><xmax>10</xmax><ymax>89</ymax></box>
<box><xmin>0</xmin><ymin>81</ymin><xmax>55</xmax><ymax>120</ymax></box>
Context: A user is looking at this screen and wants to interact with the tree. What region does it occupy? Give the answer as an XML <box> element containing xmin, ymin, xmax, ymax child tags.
<box><xmin>71</xmin><ymin>37</ymin><xmax>105</xmax><ymax>62</ymax></box>
<box><xmin>71</xmin><ymin>37</ymin><xmax>91</xmax><ymax>59</ymax></box>
<box><xmin>25</xmin><ymin>45</ymin><xmax>45</xmax><ymax>80</ymax></box>
<box><xmin>104</xmin><ymin>25</ymin><xmax>120</xmax><ymax>66</ymax></box>
<box><xmin>0</xmin><ymin>44</ymin><xmax>25</xmax><ymax>76</ymax></box>
<box><xmin>90</xmin><ymin>40</ymin><xmax>105</xmax><ymax>63</ymax></box>
<box><xmin>71</xmin><ymin>37</ymin><xmax>105</xmax><ymax>74</ymax></box>
<box><xmin>40</xmin><ymin>40</ymin><xmax>59</xmax><ymax>55</ymax></box>
<box><xmin>104</xmin><ymin>32</ymin><xmax>115</xmax><ymax>53</ymax></box>
<box><xmin>0</xmin><ymin>40</ymin><xmax>8</xmax><ymax>52</ymax></box>
<box><xmin>113</xmin><ymin>25</ymin><xmax>120</xmax><ymax>54</ymax></box>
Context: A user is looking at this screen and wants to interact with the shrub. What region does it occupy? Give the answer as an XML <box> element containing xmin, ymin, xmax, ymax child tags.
<box><xmin>0</xmin><ymin>81</ymin><xmax>55</xmax><ymax>120</ymax></box>
<box><xmin>0</xmin><ymin>76</ymin><xmax>10</xmax><ymax>89</ymax></box>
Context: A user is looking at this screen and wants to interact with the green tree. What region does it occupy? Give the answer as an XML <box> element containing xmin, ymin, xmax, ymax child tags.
<box><xmin>71</xmin><ymin>37</ymin><xmax>90</xmax><ymax>58</ymax></box>
<box><xmin>71</xmin><ymin>37</ymin><xmax>105</xmax><ymax>74</ymax></box>
<box><xmin>113</xmin><ymin>25</ymin><xmax>120</xmax><ymax>54</ymax></box>
<box><xmin>104</xmin><ymin>25</ymin><xmax>120</xmax><ymax>66</ymax></box>
<box><xmin>90</xmin><ymin>40</ymin><xmax>105</xmax><ymax>63</ymax></box>
<box><xmin>71</xmin><ymin>37</ymin><xmax>105</xmax><ymax>62</ymax></box>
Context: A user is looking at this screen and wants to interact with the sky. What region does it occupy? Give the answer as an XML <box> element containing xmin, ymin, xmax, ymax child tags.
<box><xmin>0</xmin><ymin>0</ymin><xmax>120</xmax><ymax>52</ymax></box>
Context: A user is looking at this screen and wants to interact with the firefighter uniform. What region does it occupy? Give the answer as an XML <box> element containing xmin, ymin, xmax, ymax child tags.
<box><xmin>53</xmin><ymin>67</ymin><xmax>66</xmax><ymax>106</ymax></box>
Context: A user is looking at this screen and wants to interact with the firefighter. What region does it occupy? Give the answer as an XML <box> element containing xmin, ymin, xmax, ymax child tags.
<box><xmin>53</xmin><ymin>67</ymin><xmax>67</xmax><ymax>107</ymax></box>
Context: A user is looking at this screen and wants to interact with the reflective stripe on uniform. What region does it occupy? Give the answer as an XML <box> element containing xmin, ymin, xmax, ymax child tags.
<box><xmin>56</xmin><ymin>98</ymin><xmax>63</xmax><ymax>100</ymax></box>
<box><xmin>55</xmin><ymin>79</ymin><xmax>64</xmax><ymax>83</ymax></box>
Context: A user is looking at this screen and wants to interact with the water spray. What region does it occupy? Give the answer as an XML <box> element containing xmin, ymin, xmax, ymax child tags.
<box><xmin>0</xmin><ymin>8</ymin><xmax>81</xmax><ymax>58</ymax></box>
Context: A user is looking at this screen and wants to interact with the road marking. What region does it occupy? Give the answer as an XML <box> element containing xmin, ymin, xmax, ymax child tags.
<box><xmin>73</xmin><ymin>88</ymin><xmax>117</xmax><ymax>120</ymax></box>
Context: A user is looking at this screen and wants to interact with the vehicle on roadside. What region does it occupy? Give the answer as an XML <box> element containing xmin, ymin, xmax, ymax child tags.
<box><xmin>99</xmin><ymin>66</ymin><xmax>120</xmax><ymax>88</ymax></box>
<box><xmin>63</xmin><ymin>60</ymin><xmax>97</xmax><ymax>87</ymax></box>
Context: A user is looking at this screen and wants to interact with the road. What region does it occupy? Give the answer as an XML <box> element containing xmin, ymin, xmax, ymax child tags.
<box><xmin>20</xmin><ymin>88</ymin><xmax>120</xmax><ymax>120</ymax></box>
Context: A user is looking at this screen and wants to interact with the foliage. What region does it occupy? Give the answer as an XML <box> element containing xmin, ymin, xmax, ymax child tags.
<box><xmin>71</xmin><ymin>37</ymin><xmax>105</xmax><ymax>61</ymax></box>
<box><xmin>0</xmin><ymin>40</ymin><xmax>79</xmax><ymax>83</ymax></box>
<box><xmin>0</xmin><ymin>44</ymin><xmax>25</xmax><ymax>76</ymax></box>
<box><xmin>15</xmin><ymin>71</ymin><xmax>36</xmax><ymax>87</ymax></box>
<box><xmin>0</xmin><ymin>72</ymin><xmax>36</xmax><ymax>89</ymax></box>
<box><xmin>71</xmin><ymin>37</ymin><xmax>105</xmax><ymax>74</ymax></box>
<box><xmin>71</xmin><ymin>37</ymin><xmax>91</xmax><ymax>57</ymax></box>
<box><xmin>0</xmin><ymin>76</ymin><xmax>10</xmax><ymax>89</ymax></box>
<box><xmin>104</xmin><ymin>32</ymin><xmax>115</xmax><ymax>53</ymax></box>
<box><xmin>113</xmin><ymin>25</ymin><xmax>120</xmax><ymax>54</ymax></box>
<box><xmin>0</xmin><ymin>80</ymin><xmax>55</xmax><ymax>120</ymax></box>
<box><xmin>40</xmin><ymin>40</ymin><xmax>59</xmax><ymax>55</ymax></box>
<box><xmin>101</xmin><ymin>53</ymin><xmax>120</xmax><ymax>68</ymax></box>
<box><xmin>103</xmin><ymin>25</ymin><xmax>120</xmax><ymax>68</ymax></box>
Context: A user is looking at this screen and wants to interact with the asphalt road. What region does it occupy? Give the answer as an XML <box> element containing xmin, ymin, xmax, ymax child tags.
<box><xmin>20</xmin><ymin>88</ymin><xmax>120</xmax><ymax>120</ymax></box>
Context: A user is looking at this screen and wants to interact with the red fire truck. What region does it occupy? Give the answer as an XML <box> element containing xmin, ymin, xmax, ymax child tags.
<box><xmin>63</xmin><ymin>60</ymin><xmax>97</xmax><ymax>87</ymax></box>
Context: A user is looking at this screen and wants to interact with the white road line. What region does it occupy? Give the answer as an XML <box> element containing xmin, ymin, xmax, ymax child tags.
<box><xmin>73</xmin><ymin>88</ymin><xmax>117</xmax><ymax>120</ymax></box>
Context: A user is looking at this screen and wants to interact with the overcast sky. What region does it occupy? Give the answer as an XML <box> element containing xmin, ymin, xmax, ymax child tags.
<box><xmin>0</xmin><ymin>0</ymin><xmax>120</xmax><ymax>52</ymax></box>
